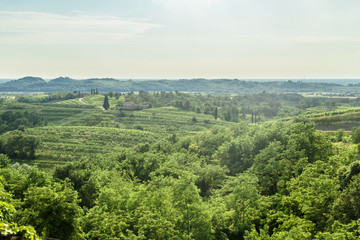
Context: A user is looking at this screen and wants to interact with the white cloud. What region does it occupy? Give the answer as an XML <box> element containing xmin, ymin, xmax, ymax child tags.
<box><xmin>0</xmin><ymin>11</ymin><xmax>162</xmax><ymax>44</ymax></box>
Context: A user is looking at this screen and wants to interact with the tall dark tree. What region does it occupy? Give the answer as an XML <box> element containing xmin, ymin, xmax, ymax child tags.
<box><xmin>103</xmin><ymin>96</ymin><xmax>110</xmax><ymax>110</ymax></box>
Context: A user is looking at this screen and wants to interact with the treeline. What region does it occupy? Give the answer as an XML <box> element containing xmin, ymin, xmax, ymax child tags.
<box><xmin>124</xmin><ymin>91</ymin><xmax>295</xmax><ymax>122</ymax></box>
<box><xmin>123</xmin><ymin>90</ymin><xmax>354</xmax><ymax>122</ymax></box>
<box><xmin>0</xmin><ymin>131</ymin><xmax>40</xmax><ymax>160</ymax></box>
<box><xmin>0</xmin><ymin>111</ymin><xmax>45</xmax><ymax>134</ymax></box>
<box><xmin>16</xmin><ymin>91</ymin><xmax>85</xmax><ymax>103</ymax></box>
<box><xmin>11</xmin><ymin>90</ymin><xmax>360</xmax><ymax>124</ymax></box>
<box><xmin>2</xmin><ymin>119</ymin><xmax>360</xmax><ymax>239</ymax></box>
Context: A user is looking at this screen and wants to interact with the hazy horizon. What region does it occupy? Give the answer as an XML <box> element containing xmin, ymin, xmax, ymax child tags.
<box><xmin>2</xmin><ymin>77</ymin><xmax>360</xmax><ymax>85</ymax></box>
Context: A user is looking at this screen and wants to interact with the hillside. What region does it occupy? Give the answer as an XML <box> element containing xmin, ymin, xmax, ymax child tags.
<box><xmin>310</xmin><ymin>108</ymin><xmax>360</xmax><ymax>131</ymax></box>
<box><xmin>3</xmin><ymin>76</ymin><xmax>47</xmax><ymax>87</ymax></box>
<box><xmin>1</xmin><ymin>91</ymin><xmax>360</xmax><ymax>239</ymax></box>
<box><xmin>1</xmin><ymin>76</ymin><xmax>359</xmax><ymax>94</ymax></box>
<box><xmin>48</xmin><ymin>77</ymin><xmax>77</xmax><ymax>84</ymax></box>
<box><xmin>0</xmin><ymin>93</ymin><xmax>237</xmax><ymax>168</ymax></box>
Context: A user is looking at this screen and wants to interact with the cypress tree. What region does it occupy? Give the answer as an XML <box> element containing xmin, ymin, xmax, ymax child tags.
<box><xmin>103</xmin><ymin>95</ymin><xmax>110</xmax><ymax>110</ymax></box>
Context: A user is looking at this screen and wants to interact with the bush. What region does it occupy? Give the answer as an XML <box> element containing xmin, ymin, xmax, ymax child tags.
<box><xmin>351</xmin><ymin>127</ymin><xmax>360</xmax><ymax>144</ymax></box>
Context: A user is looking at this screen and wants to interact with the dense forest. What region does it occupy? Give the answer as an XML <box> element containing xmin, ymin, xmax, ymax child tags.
<box><xmin>1</xmin><ymin>90</ymin><xmax>360</xmax><ymax>239</ymax></box>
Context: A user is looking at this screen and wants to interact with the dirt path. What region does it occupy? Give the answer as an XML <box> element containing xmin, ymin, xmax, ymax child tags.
<box><xmin>79</xmin><ymin>98</ymin><xmax>87</xmax><ymax>104</ymax></box>
<box><xmin>79</xmin><ymin>97</ymin><xmax>106</xmax><ymax>110</ymax></box>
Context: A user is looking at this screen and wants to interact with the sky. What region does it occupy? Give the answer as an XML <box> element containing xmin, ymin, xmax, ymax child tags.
<box><xmin>1</xmin><ymin>0</ymin><xmax>360</xmax><ymax>79</ymax></box>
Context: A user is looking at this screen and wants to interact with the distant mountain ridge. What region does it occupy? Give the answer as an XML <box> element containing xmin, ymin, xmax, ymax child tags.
<box><xmin>4</xmin><ymin>76</ymin><xmax>47</xmax><ymax>86</ymax></box>
<box><xmin>49</xmin><ymin>77</ymin><xmax>77</xmax><ymax>84</ymax></box>
<box><xmin>0</xmin><ymin>76</ymin><xmax>359</xmax><ymax>94</ymax></box>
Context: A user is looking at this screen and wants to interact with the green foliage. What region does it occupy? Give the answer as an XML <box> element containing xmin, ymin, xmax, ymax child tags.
<box><xmin>80</xmin><ymin>206</ymin><xmax>129</xmax><ymax>239</ymax></box>
<box><xmin>20</xmin><ymin>181</ymin><xmax>82</xmax><ymax>239</ymax></box>
<box><xmin>1</xmin><ymin>132</ymin><xmax>40</xmax><ymax>159</ymax></box>
<box><xmin>226</xmin><ymin>174</ymin><xmax>261</xmax><ymax>235</ymax></box>
<box><xmin>123</xmin><ymin>90</ymin><xmax>311</xmax><ymax>123</ymax></box>
<box><xmin>0</xmin><ymin>178</ymin><xmax>40</xmax><ymax>240</ymax></box>
<box><xmin>351</xmin><ymin>127</ymin><xmax>360</xmax><ymax>143</ymax></box>
<box><xmin>17</xmin><ymin>91</ymin><xmax>83</xmax><ymax>103</ymax></box>
<box><xmin>333</xmin><ymin>174</ymin><xmax>360</xmax><ymax>224</ymax></box>
<box><xmin>215</xmin><ymin>135</ymin><xmax>254</xmax><ymax>174</ymax></box>
<box><xmin>0</xmin><ymin>154</ymin><xmax>10</xmax><ymax>168</ymax></box>
<box><xmin>5</xmin><ymin>90</ymin><xmax>360</xmax><ymax>239</ymax></box>
<box><xmin>195</xmin><ymin>164</ymin><xmax>228</xmax><ymax>198</ymax></box>
<box><xmin>285</xmin><ymin>161</ymin><xmax>339</xmax><ymax>231</ymax></box>
<box><xmin>271</xmin><ymin>215</ymin><xmax>315</xmax><ymax>239</ymax></box>
<box><xmin>0</xmin><ymin>180</ymin><xmax>15</xmax><ymax>222</ymax></box>
<box><xmin>172</xmin><ymin>176</ymin><xmax>212</xmax><ymax>240</ymax></box>
<box><xmin>0</xmin><ymin>110</ymin><xmax>45</xmax><ymax>134</ymax></box>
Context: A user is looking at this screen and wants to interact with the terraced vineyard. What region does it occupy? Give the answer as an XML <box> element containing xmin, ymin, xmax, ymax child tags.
<box><xmin>23</xmin><ymin>126</ymin><xmax>158</xmax><ymax>168</ymax></box>
<box><xmin>0</xmin><ymin>94</ymin><xmax>235</xmax><ymax>169</ymax></box>
<box><xmin>309</xmin><ymin>108</ymin><xmax>360</xmax><ymax>131</ymax></box>
<box><xmin>39</xmin><ymin>107</ymin><xmax>95</xmax><ymax>124</ymax></box>
<box><xmin>30</xmin><ymin>106</ymin><xmax>235</xmax><ymax>168</ymax></box>
<box><xmin>38</xmin><ymin>95</ymin><xmax>236</xmax><ymax>135</ymax></box>
<box><xmin>109</xmin><ymin>106</ymin><xmax>236</xmax><ymax>136</ymax></box>
<box><xmin>37</xmin><ymin>97</ymin><xmax>101</xmax><ymax>125</ymax></box>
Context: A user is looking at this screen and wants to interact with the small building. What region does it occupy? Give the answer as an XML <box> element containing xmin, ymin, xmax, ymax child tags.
<box><xmin>123</xmin><ymin>101</ymin><xmax>138</xmax><ymax>110</ymax></box>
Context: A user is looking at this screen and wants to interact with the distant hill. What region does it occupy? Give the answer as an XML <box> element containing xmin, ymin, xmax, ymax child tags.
<box><xmin>49</xmin><ymin>77</ymin><xmax>77</xmax><ymax>84</ymax></box>
<box><xmin>4</xmin><ymin>76</ymin><xmax>47</xmax><ymax>86</ymax></box>
<box><xmin>0</xmin><ymin>76</ymin><xmax>359</xmax><ymax>94</ymax></box>
<box><xmin>0</xmin><ymin>79</ymin><xmax>13</xmax><ymax>84</ymax></box>
<box><xmin>83</xmin><ymin>78</ymin><xmax>119</xmax><ymax>83</ymax></box>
